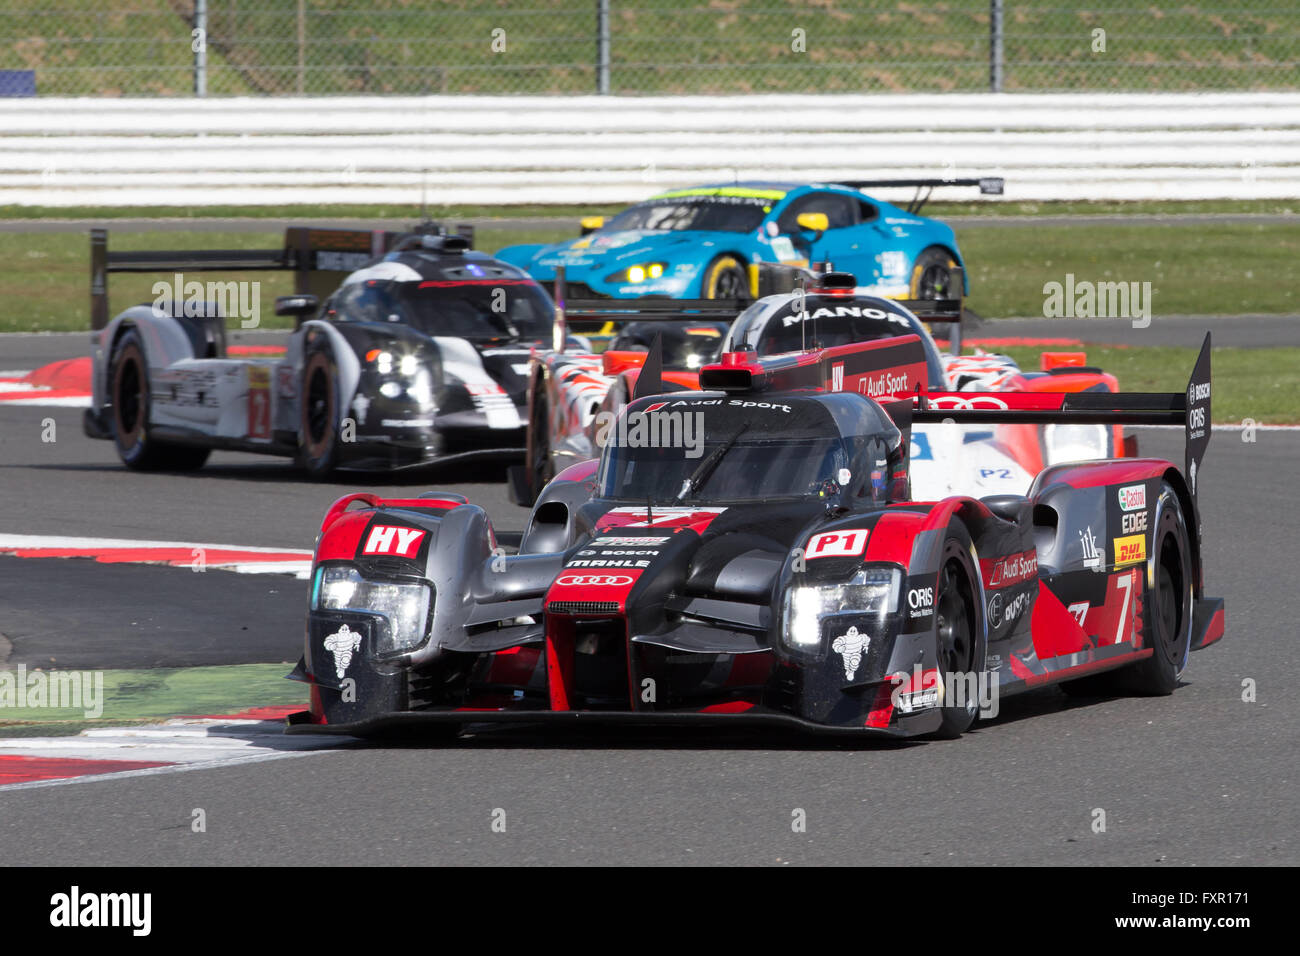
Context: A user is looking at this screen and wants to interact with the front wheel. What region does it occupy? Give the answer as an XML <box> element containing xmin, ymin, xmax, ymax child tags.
<box><xmin>930</xmin><ymin>529</ymin><xmax>984</xmax><ymax>739</ymax></box>
<box><xmin>525</xmin><ymin>385</ymin><xmax>554</xmax><ymax>503</ymax></box>
<box><xmin>701</xmin><ymin>255</ymin><xmax>750</xmax><ymax>300</ymax></box>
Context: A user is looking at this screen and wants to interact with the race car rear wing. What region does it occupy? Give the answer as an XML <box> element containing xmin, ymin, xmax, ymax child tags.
<box><xmin>907</xmin><ymin>332</ymin><xmax>1214</xmax><ymax>532</ymax></box>
<box><xmin>837</xmin><ymin>177</ymin><xmax>1005</xmax><ymax>215</ymax></box>
<box><xmin>88</xmin><ymin>221</ymin><xmax>474</xmax><ymax>329</ymax></box>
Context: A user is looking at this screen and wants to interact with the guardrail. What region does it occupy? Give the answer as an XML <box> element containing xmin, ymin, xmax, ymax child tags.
<box><xmin>3</xmin><ymin>93</ymin><xmax>1297</xmax><ymax>206</ymax></box>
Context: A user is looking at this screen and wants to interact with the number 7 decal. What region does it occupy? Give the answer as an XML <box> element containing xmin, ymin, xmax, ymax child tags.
<box><xmin>1112</xmin><ymin>569</ymin><xmax>1138</xmax><ymax>646</ymax></box>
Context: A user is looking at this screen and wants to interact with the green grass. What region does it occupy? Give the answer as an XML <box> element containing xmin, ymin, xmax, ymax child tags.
<box><xmin>0</xmin><ymin>663</ymin><xmax>302</xmax><ymax>737</ymax></box>
<box><xmin>2</xmin><ymin>2</ymin><xmax>1297</xmax><ymax>95</ymax></box>
<box><xmin>4</xmin><ymin>213</ymin><xmax>1296</xmax><ymax>333</ymax></box>
<box><xmin>971</xmin><ymin>345</ymin><xmax>1300</xmax><ymax>424</ymax></box>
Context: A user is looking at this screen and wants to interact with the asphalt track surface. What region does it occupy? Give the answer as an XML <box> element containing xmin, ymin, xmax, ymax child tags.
<box><xmin>0</xmin><ymin>395</ymin><xmax>1296</xmax><ymax>865</ymax></box>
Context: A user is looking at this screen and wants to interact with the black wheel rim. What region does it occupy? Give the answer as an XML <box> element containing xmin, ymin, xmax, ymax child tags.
<box><xmin>936</xmin><ymin>564</ymin><xmax>973</xmax><ymax>675</ymax></box>
<box><xmin>117</xmin><ymin>358</ymin><xmax>141</xmax><ymax>434</ymax></box>
<box><xmin>1156</xmin><ymin>532</ymin><xmax>1186</xmax><ymax>665</ymax></box>
<box><xmin>306</xmin><ymin>367</ymin><xmax>330</xmax><ymax>444</ymax></box>
<box><xmin>714</xmin><ymin>267</ymin><xmax>746</xmax><ymax>299</ymax></box>
<box><xmin>918</xmin><ymin>264</ymin><xmax>951</xmax><ymax>299</ymax></box>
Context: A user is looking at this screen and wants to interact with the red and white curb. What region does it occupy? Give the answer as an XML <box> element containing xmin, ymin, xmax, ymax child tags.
<box><xmin>0</xmin><ymin>357</ymin><xmax>91</xmax><ymax>407</ymax></box>
<box><xmin>0</xmin><ymin>708</ymin><xmax>346</xmax><ymax>791</ymax></box>
<box><xmin>0</xmin><ymin>533</ymin><xmax>313</xmax><ymax>578</ymax></box>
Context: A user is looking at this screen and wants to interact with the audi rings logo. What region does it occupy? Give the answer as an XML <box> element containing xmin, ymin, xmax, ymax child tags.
<box><xmin>556</xmin><ymin>573</ymin><xmax>634</xmax><ymax>587</ymax></box>
<box><xmin>927</xmin><ymin>395</ymin><xmax>1010</xmax><ymax>411</ymax></box>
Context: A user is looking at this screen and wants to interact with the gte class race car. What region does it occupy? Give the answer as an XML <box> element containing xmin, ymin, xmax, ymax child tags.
<box><xmin>286</xmin><ymin>332</ymin><xmax>1223</xmax><ymax>739</ymax></box>
<box><xmin>495</xmin><ymin>177</ymin><xmax>1002</xmax><ymax>301</ymax></box>
<box><xmin>84</xmin><ymin>226</ymin><xmax>571</xmax><ymax>476</ymax></box>
<box><xmin>520</xmin><ymin>270</ymin><xmax>1131</xmax><ymax>504</ymax></box>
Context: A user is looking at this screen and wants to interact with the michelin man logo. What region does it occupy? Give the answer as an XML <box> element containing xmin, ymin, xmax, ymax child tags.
<box><xmin>831</xmin><ymin>626</ymin><xmax>870</xmax><ymax>680</ymax></box>
<box><xmin>323</xmin><ymin>624</ymin><xmax>362</xmax><ymax>679</ymax></box>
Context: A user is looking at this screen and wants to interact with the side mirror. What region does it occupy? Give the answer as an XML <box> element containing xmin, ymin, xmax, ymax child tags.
<box><xmin>275</xmin><ymin>294</ymin><xmax>319</xmax><ymax>319</ymax></box>
<box><xmin>796</xmin><ymin>212</ymin><xmax>829</xmax><ymax>234</ymax></box>
<box><xmin>601</xmin><ymin>349</ymin><xmax>649</xmax><ymax>376</ymax></box>
<box><xmin>580</xmin><ymin>215</ymin><xmax>605</xmax><ymax>236</ymax></box>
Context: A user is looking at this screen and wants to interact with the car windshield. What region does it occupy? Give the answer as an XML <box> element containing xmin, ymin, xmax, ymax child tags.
<box><xmin>608</xmin><ymin>321</ymin><xmax>728</xmax><ymax>371</ymax></box>
<box><xmin>600</xmin><ymin>434</ymin><xmax>852</xmax><ymax>504</ymax></box>
<box><xmin>603</xmin><ymin>198</ymin><xmax>769</xmax><ymax>234</ymax></box>
<box><xmin>391</xmin><ymin>280</ymin><xmax>552</xmax><ymax>342</ymax></box>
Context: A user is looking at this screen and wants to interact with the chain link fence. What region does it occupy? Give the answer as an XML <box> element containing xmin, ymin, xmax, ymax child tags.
<box><xmin>1</xmin><ymin>1</ymin><xmax>1297</xmax><ymax>96</ymax></box>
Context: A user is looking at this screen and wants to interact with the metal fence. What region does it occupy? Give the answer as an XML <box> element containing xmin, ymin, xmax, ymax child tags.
<box><xmin>2</xmin><ymin>1</ymin><xmax>1297</xmax><ymax>97</ymax></box>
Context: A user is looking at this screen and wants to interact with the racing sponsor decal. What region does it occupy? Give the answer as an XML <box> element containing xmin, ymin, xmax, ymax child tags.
<box><xmin>905</xmin><ymin>582</ymin><xmax>934</xmax><ymax>622</ymax></box>
<box><xmin>831</xmin><ymin>625</ymin><xmax>870</xmax><ymax>680</ymax></box>
<box><xmin>984</xmin><ymin>549</ymin><xmax>1038</xmax><ymax>588</ymax></box>
<box><xmin>1121</xmin><ymin>510</ymin><xmax>1148</xmax><ymax>534</ymax></box>
<box><xmin>570</xmin><ymin>535</ymin><xmax>669</xmax><ymax>568</ymax></box>
<box><xmin>1079</xmin><ymin>526</ymin><xmax>1104</xmax><ymax>570</ymax></box>
<box><xmin>1117</xmin><ymin>483</ymin><xmax>1146</xmax><ymax>512</ymax></box>
<box><xmin>805</xmin><ymin>528</ymin><xmax>869</xmax><ymax>559</ymax></box>
<box><xmin>589</xmin><ymin>536</ymin><xmax>669</xmax><ymax>547</ymax></box>
<box><xmin>598</xmin><ymin>506</ymin><xmax>727</xmax><ymax>530</ymax></box>
<box><xmin>247</xmin><ymin>366</ymin><xmax>272</xmax><ymax>440</ymax></box>
<box><xmin>1067</xmin><ymin>601</ymin><xmax>1090</xmax><ymax>627</ymax></box>
<box><xmin>782</xmin><ymin>304</ymin><xmax>902</xmax><ymax>327</ymax></box>
<box><xmin>361</xmin><ymin>524</ymin><xmax>427</xmax><ymax>558</ymax></box>
<box><xmin>988</xmin><ymin>587</ymin><xmax>1035</xmax><ymax>629</ymax></box>
<box><xmin>323</xmin><ymin>624</ymin><xmax>362</xmax><ymax>679</ymax></box>
<box><xmin>1113</xmin><ymin>533</ymin><xmax>1146</xmax><ymax>567</ymax></box>
<box><xmin>554</xmin><ymin>573</ymin><xmax>635</xmax><ymax>587</ymax></box>
<box><xmin>926</xmin><ymin>394</ymin><xmax>1009</xmax><ymax>411</ymax></box>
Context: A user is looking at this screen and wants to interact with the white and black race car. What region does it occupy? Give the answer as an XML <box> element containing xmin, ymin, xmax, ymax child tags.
<box><xmin>84</xmin><ymin>227</ymin><xmax>575</xmax><ymax>477</ymax></box>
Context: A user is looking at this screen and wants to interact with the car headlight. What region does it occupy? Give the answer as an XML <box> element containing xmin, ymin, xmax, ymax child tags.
<box><xmin>1043</xmin><ymin>422</ymin><xmax>1109</xmax><ymax>465</ymax></box>
<box><xmin>606</xmin><ymin>262</ymin><xmax>667</xmax><ymax>284</ymax></box>
<box><xmin>783</xmin><ymin>566</ymin><xmax>901</xmax><ymax>647</ymax></box>
<box><xmin>314</xmin><ymin>566</ymin><xmax>432</xmax><ymax>655</ymax></box>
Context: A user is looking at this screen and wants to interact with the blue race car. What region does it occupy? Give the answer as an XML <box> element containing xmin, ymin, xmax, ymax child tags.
<box><xmin>495</xmin><ymin>178</ymin><xmax>1002</xmax><ymax>301</ymax></box>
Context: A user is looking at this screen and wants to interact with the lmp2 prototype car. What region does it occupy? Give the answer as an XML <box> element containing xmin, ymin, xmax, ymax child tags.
<box><xmin>520</xmin><ymin>270</ymin><xmax>1129</xmax><ymax>504</ymax></box>
<box><xmin>495</xmin><ymin>177</ymin><xmax>1002</xmax><ymax>301</ymax></box>
<box><xmin>84</xmin><ymin>227</ymin><xmax>571</xmax><ymax>477</ymax></box>
<box><xmin>286</xmin><ymin>330</ymin><xmax>1223</xmax><ymax>739</ymax></box>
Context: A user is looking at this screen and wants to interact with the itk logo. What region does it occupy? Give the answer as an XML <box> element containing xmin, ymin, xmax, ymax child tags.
<box><xmin>1079</xmin><ymin>526</ymin><xmax>1103</xmax><ymax>570</ymax></box>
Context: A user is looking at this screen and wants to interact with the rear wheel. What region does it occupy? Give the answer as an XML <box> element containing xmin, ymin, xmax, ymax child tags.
<box><xmin>930</xmin><ymin>530</ymin><xmax>984</xmax><ymax>739</ymax></box>
<box><xmin>298</xmin><ymin>344</ymin><xmax>340</xmax><ymax>478</ymax></box>
<box><xmin>701</xmin><ymin>255</ymin><xmax>750</xmax><ymax>300</ymax></box>
<box><xmin>110</xmin><ymin>329</ymin><xmax>210</xmax><ymax>471</ymax></box>
<box><xmin>909</xmin><ymin>246</ymin><xmax>959</xmax><ymax>300</ymax></box>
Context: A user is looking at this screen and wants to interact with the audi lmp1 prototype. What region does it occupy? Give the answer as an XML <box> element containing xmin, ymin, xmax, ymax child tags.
<box><xmin>286</xmin><ymin>330</ymin><xmax>1223</xmax><ymax>739</ymax></box>
<box><xmin>84</xmin><ymin>227</ymin><xmax>571</xmax><ymax>476</ymax></box>
<box><xmin>522</xmin><ymin>271</ymin><xmax>1129</xmax><ymax>504</ymax></box>
<box><xmin>495</xmin><ymin>177</ymin><xmax>1002</xmax><ymax>301</ymax></box>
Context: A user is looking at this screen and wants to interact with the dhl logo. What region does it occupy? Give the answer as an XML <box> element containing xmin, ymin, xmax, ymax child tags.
<box><xmin>1114</xmin><ymin>534</ymin><xmax>1146</xmax><ymax>567</ymax></box>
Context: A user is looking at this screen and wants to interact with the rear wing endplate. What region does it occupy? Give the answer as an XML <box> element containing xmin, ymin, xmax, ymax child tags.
<box><xmin>837</xmin><ymin>177</ymin><xmax>1005</xmax><ymax>215</ymax></box>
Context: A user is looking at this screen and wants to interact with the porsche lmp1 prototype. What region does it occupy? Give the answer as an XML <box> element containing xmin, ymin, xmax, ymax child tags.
<box><xmin>286</xmin><ymin>330</ymin><xmax>1223</xmax><ymax>739</ymax></box>
<box><xmin>84</xmin><ymin>228</ymin><xmax>571</xmax><ymax>477</ymax></box>
<box><xmin>495</xmin><ymin>177</ymin><xmax>1003</xmax><ymax>301</ymax></box>
<box><xmin>520</xmin><ymin>270</ymin><xmax>1129</xmax><ymax>504</ymax></box>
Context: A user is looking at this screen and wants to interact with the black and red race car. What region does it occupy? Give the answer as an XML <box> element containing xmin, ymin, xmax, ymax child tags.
<box><xmin>287</xmin><ymin>329</ymin><xmax>1223</xmax><ymax>739</ymax></box>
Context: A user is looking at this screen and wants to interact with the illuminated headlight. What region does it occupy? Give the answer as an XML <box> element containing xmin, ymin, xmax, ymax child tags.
<box><xmin>379</xmin><ymin>381</ymin><xmax>403</xmax><ymax>399</ymax></box>
<box><xmin>407</xmin><ymin>367</ymin><xmax>434</xmax><ymax>407</ymax></box>
<box><xmin>399</xmin><ymin>354</ymin><xmax>419</xmax><ymax>376</ymax></box>
<box><xmin>314</xmin><ymin>566</ymin><xmax>432</xmax><ymax>655</ymax></box>
<box><xmin>1043</xmin><ymin>422</ymin><xmax>1109</xmax><ymax>465</ymax></box>
<box><xmin>607</xmin><ymin>262</ymin><xmax>667</xmax><ymax>284</ymax></box>
<box><xmin>375</xmin><ymin>351</ymin><xmax>393</xmax><ymax>375</ymax></box>
<box><xmin>783</xmin><ymin>566</ymin><xmax>901</xmax><ymax>647</ymax></box>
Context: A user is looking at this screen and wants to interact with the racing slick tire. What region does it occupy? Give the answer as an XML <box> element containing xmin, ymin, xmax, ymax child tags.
<box><xmin>909</xmin><ymin>246</ymin><xmax>959</xmax><ymax>300</ymax></box>
<box><xmin>525</xmin><ymin>383</ymin><xmax>555</xmax><ymax>503</ymax></box>
<box><xmin>929</xmin><ymin>524</ymin><xmax>985</xmax><ymax>739</ymax></box>
<box><xmin>1063</xmin><ymin>481</ymin><xmax>1193</xmax><ymax>698</ymax></box>
<box><xmin>701</xmin><ymin>254</ymin><xmax>751</xmax><ymax>300</ymax></box>
<box><xmin>298</xmin><ymin>340</ymin><xmax>341</xmax><ymax>479</ymax></box>
<box><xmin>109</xmin><ymin>329</ymin><xmax>211</xmax><ymax>471</ymax></box>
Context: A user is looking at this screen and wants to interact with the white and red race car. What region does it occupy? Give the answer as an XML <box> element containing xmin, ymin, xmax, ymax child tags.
<box><xmin>512</xmin><ymin>272</ymin><xmax>1129</xmax><ymax>505</ymax></box>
